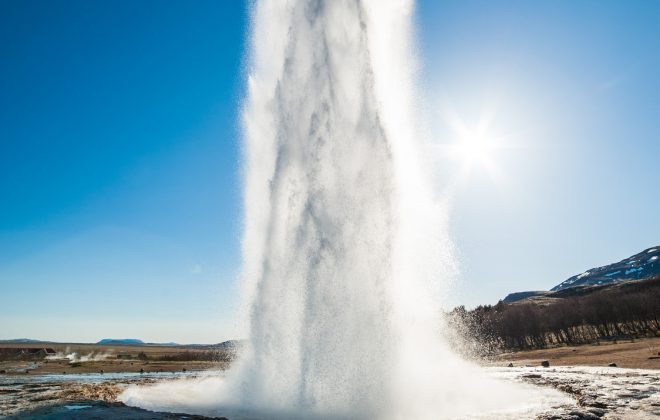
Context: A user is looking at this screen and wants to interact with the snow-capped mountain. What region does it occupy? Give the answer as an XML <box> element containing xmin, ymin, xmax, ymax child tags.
<box><xmin>552</xmin><ymin>246</ymin><xmax>660</xmax><ymax>291</ymax></box>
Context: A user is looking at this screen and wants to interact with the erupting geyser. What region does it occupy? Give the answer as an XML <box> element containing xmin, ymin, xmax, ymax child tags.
<box><xmin>237</xmin><ymin>0</ymin><xmax>457</xmax><ymax>416</ymax></box>
<box><xmin>121</xmin><ymin>0</ymin><xmax>568</xmax><ymax>418</ymax></box>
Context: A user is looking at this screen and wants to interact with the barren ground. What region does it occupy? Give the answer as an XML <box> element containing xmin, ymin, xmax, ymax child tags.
<box><xmin>0</xmin><ymin>343</ymin><xmax>227</xmax><ymax>375</ymax></box>
<box><xmin>490</xmin><ymin>336</ymin><xmax>660</xmax><ymax>369</ymax></box>
<box><xmin>1</xmin><ymin>340</ymin><xmax>659</xmax><ymax>418</ymax></box>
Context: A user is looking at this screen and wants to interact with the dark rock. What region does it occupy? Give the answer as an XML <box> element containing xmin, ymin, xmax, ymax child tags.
<box><xmin>608</xmin><ymin>363</ymin><xmax>617</xmax><ymax>367</ymax></box>
<box><xmin>507</xmin><ymin>362</ymin><xmax>514</xmax><ymax>367</ymax></box>
<box><xmin>585</xmin><ymin>400</ymin><xmax>608</xmax><ymax>409</ymax></box>
<box><xmin>587</xmin><ymin>408</ymin><xmax>606</xmax><ymax>417</ymax></box>
<box><xmin>541</xmin><ymin>360</ymin><xmax>550</xmax><ymax>367</ymax></box>
<box><xmin>569</xmin><ymin>410</ymin><xmax>600</xmax><ymax>419</ymax></box>
<box><xmin>12</xmin><ymin>400</ymin><xmax>229</xmax><ymax>419</ymax></box>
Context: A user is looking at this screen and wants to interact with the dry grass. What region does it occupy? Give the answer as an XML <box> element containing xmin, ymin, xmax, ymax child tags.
<box><xmin>0</xmin><ymin>342</ymin><xmax>230</xmax><ymax>374</ymax></box>
<box><xmin>491</xmin><ymin>336</ymin><xmax>660</xmax><ymax>369</ymax></box>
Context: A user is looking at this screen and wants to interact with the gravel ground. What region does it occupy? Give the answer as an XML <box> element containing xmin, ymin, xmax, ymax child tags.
<box><xmin>1</xmin><ymin>366</ymin><xmax>658</xmax><ymax>419</ymax></box>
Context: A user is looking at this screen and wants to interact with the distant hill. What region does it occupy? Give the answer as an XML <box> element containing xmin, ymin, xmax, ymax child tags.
<box><xmin>503</xmin><ymin>276</ymin><xmax>659</xmax><ymax>305</ymax></box>
<box><xmin>1</xmin><ymin>338</ymin><xmax>241</xmax><ymax>347</ymax></box>
<box><xmin>96</xmin><ymin>339</ymin><xmax>145</xmax><ymax>346</ymax></box>
<box><xmin>552</xmin><ymin>246</ymin><xmax>659</xmax><ymax>291</ymax></box>
<box><xmin>502</xmin><ymin>291</ymin><xmax>547</xmax><ymax>304</ymax></box>
<box><xmin>501</xmin><ymin>246</ymin><xmax>660</xmax><ymax>303</ymax></box>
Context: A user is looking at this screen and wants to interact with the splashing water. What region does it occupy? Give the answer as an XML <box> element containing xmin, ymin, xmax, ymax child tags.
<box><xmin>121</xmin><ymin>0</ymin><xmax>569</xmax><ymax>418</ymax></box>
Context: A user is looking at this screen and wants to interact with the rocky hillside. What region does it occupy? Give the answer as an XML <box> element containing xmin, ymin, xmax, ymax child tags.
<box><xmin>552</xmin><ymin>246</ymin><xmax>659</xmax><ymax>291</ymax></box>
<box><xmin>502</xmin><ymin>245</ymin><xmax>659</xmax><ymax>303</ymax></box>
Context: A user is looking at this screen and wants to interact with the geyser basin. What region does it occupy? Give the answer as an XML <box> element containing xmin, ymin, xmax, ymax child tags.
<box><xmin>121</xmin><ymin>0</ymin><xmax>580</xmax><ymax>418</ymax></box>
<box><xmin>120</xmin><ymin>369</ymin><xmax>576</xmax><ymax>419</ymax></box>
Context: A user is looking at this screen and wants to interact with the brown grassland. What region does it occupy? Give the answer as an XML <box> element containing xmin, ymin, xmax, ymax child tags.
<box><xmin>0</xmin><ymin>342</ymin><xmax>230</xmax><ymax>375</ymax></box>
<box><xmin>2</xmin><ymin>337</ymin><xmax>659</xmax><ymax>375</ymax></box>
<box><xmin>491</xmin><ymin>336</ymin><xmax>660</xmax><ymax>369</ymax></box>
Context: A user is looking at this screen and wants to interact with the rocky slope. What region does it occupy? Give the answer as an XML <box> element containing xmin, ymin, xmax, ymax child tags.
<box><xmin>552</xmin><ymin>246</ymin><xmax>659</xmax><ymax>291</ymax></box>
<box><xmin>503</xmin><ymin>245</ymin><xmax>659</xmax><ymax>303</ymax></box>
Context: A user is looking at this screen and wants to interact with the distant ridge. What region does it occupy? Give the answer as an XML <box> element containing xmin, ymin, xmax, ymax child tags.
<box><xmin>96</xmin><ymin>338</ymin><xmax>145</xmax><ymax>346</ymax></box>
<box><xmin>0</xmin><ymin>338</ymin><xmax>48</xmax><ymax>344</ymax></box>
<box><xmin>501</xmin><ymin>291</ymin><xmax>547</xmax><ymax>304</ymax></box>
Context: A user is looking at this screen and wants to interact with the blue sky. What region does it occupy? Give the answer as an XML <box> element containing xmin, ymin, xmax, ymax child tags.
<box><xmin>1</xmin><ymin>0</ymin><xmax>659</xmax><ymax>343</ymax></box>
<box><xmin>417</xmin><ymin>0</ymin><xmax>660</xmax><ymax>308</ymax></box>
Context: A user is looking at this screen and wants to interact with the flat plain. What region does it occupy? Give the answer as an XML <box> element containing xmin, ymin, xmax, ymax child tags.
<box><xmin>0</xmin><ymin>342</ymin><xmax>228</xmax><ymax>375</ymax></box>
<box><xmin>492</xmin><ymin>336</ymin><xmax>660</xmax><ymax>369</ymax></box>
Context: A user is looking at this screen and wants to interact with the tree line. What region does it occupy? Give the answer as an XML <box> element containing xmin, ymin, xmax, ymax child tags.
<box><xmin>446</xmin><ymin>276</ymin><xmax>660</xmax><ymax>354</ymax></box>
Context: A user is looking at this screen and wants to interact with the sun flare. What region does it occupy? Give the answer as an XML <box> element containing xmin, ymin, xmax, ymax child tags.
<box><xmin>436</xmin><ymin>103</ymin><xmax>504</xmax><ymax>173</ymax></box>
<box><xmin>455</xmin><ymin>134</ymin><xmax>494</xmax><ymax>164</ymax></box>
<box><xmin>434</xmin><ymin>107</ymin><xmax>510</xmax><ymax>189</ymax></box>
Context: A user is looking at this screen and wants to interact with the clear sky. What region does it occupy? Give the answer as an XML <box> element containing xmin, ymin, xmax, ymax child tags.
<box><xmin>1</xmin><ymin>0</ymin><xmax>658</xmax><ymax>343</ymax></box>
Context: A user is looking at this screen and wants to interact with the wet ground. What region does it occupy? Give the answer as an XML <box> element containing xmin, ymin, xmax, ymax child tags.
<box><xmin>0</xmin><ymin>371</ymin><xmax>205</xmax><ymax>418</ymax></box>
<box><xmin>1</xmin><ymin>367</ymin><xmax>658</xmax><ymax>419</ymax></box>
<box><xmin>493</xmin><ymin>365</ymin><xmax>660</xmax><ymax>419</ymax></box>
<box><xmin>5</xmin><ymin>401</ymin><xmax>227</xmax><ymax>419</ymax></box>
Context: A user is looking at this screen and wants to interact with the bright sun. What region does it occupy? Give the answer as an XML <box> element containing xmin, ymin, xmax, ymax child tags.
<box><xmin>456</xmin><ymin>135</ymin><xmax>493</xmax><ymax>163</ymax></box>
<box><xmin>451</xmin><ymin>131</ymin><xmax>499</xmax><ymax>168</ymax></box>
<box><xmin>437</xmin><ymin>104</ymin><xmax>510</xmax><ymax>185</ymax></box>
